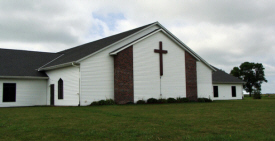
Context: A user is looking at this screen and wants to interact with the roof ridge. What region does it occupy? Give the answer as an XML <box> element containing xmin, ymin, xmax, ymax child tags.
<box><xmin>37</xmin><ymin>54</ymin><xmax>65</xmax><ymax>71</ymax></box>
<box><xmin>0</xmin><ymin>48</ymin><xmax>60</xmax><ymax>54</ymax></box>
<box><xmin>58</xmin><ymin>22</ymin><xmax>157</xmax><ymax>54</ymax></box>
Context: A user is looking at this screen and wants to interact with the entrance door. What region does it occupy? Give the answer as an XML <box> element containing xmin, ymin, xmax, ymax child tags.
<box><xmin>50</xmin><ymin>84</ymin><xmax>54</xmax><ymax>106</ymax></box>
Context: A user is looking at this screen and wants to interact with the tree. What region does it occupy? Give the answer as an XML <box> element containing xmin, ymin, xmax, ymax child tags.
<box><xmin>230</xmin><ymin>62</ymin><xmax>267</xmax><ymax>97</ymax></box>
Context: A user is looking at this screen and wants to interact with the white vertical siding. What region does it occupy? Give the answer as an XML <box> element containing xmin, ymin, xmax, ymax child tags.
<box><xmin>46</xmin><ymin>66</ymin><xmax>79</xmax><ymax>106</ymax></box>
<box><xmin>79</xmin><ymin>25</ymin><xmax>160</xmax><ymax>106</ymax></box>
<box><xmin>197</xmin><ymin>62</ymin><xmax>213</xmax><ymax>99</ymax></box>
<box><xmin>133</xmin><ymin>32</ymin><xmax>186</xmax><ymax>102</ymax></box>
<box><xmin>0</xmin><ymin>79</ymin><xmax>47</xmax><ymax>107</ymax></box>
<box><xmin>212</xmin><ymin>83</ymin><xmax>243</xmax><ymax>100</ymax></box>
<box><xmin>80</xmin><ymin>52</ymin><xmax>114</xmax><ymax>106</ymax></box>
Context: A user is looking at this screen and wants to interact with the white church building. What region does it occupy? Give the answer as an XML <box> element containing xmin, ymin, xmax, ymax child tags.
<box><xmin>0</xmin><ymin>22</ymin><xmax>244</xmax><ymax>107</ymax></box>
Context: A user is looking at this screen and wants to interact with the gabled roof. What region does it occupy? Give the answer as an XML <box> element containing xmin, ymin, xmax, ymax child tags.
<box><xmin>39</xmin><ymin>22</ymin><xmax>215</xmax><ymax>71</ymax></box>
<box><xmin>0</xmin><ymin>48</ymin><xmax>61</xmax><ymax>78</ymax></box>
<box><xmin>212</xmin><ymin>67</ymin><xmax>244</xmax><ymax>84</ymax></box>
<box><xmin>110</xmin><ymin>22</ymin><xmax>215</xmax><ymax>71</ymax></box>
<box><xmin>39</xmin><ymin>22</ymin><xmax>155</xmax><ymax>70</ymax></box>
<box><xmin>109</xmin><ymin>28</ymin><xmax>201</xmax><ymax>60</ymax></box>
<box><xmin>155</xmin><ymin>22</ymin><xmax>216</xmax><ymax>71</ymax></box>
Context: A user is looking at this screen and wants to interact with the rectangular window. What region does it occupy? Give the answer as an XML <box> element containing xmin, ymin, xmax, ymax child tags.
<box><xmin>232</xmin><ymin>86</ymin><xmax>236</xmax><ymax>97</ymax></box>
<box><xmin>213</xmin><ymin>86</ymin><xmax>218</xmax><ymax>97</ymax></box>
<box><xmin>3</xmin><ymin>83</ymin><xmax>16</xmax><ymax>102</ymax></box>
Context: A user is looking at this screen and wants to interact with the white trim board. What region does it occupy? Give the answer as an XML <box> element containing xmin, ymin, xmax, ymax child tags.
<box><xmin>109</xmin><ymin>29</ymin><xmax>201</xmax><ymax>61</ymax></box>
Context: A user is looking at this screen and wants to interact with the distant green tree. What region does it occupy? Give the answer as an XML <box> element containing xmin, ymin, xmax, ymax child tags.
<box><xmin>230</xmin><ymin>62</ymin><xmax>267</xmax><ymax>97</ymax></box>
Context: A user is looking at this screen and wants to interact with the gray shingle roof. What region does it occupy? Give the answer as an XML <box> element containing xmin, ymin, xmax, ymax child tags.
<box><xmin>0</xmin><ymin>48</ymin><xmax>61</xmax><ymax>77</ymax></box>
<box><xmin>212</xmin><ymin>67</ymin><xmax>244</xmax><ymax>84</ymax></box>
<box><xmin>0</xmin><ymin>22</ymin><xmax>155</xmax><ymax>77</ymax></box>
<box><xmin>109</xmin><ymin>28</ymin><xmax>161</xmax><ymax>54</ymax></box>
<box><xmin>42</xmin><ymin>22</ymin><xmax>155</xmax><ymax>68</ymax></box>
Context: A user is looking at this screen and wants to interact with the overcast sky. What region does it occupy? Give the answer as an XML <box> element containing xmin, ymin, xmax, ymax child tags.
<box><xmin>1</xmin><ymin>0</ymin><xmax>274</xmax><ymax>93</ymax></box>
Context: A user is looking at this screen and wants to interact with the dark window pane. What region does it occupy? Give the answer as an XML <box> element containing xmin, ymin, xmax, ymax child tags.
<box><xmin>58</xmin><ymin>79</ymin><xmax>63</xmax><ymax>99</ymax></box>
<box><xmin>3</xmin><ymin>83</ymin><xmax>16</xmax><ymax>102</ymax></box>
<box><xmin>232</xmin><ymin>86</ymin><xmax>236</xmax><ymax>97</ymax></box>
<box><xmin>50</xmin><ymin>84</ymin><xmax>54</xmax><ymax>105</ymax></box>
<box><xmin>213</xmin><ymin>86</ymin><xmax>218</xmax><ymax>97</ymax></box>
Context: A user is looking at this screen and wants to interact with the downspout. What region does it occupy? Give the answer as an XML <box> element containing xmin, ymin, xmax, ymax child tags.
<box><xmin>72</xmin><ymin>62</ymin><xmax>81</xmax><ymax>106</ymax></box>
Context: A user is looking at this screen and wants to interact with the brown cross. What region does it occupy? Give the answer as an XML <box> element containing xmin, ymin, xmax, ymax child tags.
<box><xmin>154</xmin><ymin>41</ymin><xmax>168</xmax><ymax>76</ymax></box>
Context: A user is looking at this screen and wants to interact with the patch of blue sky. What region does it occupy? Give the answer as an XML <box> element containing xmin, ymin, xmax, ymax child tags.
<box><xmin>93</xmin><ymin>12</ymin><xmax>125</xmax><ymax>31</ymax></box>
<box><xmin>90</xmin><ymin>22</ymin><xmax>104</xmax><ymax>37</ymax></box>
<box><xmin>88</xmin><ymin>12</ymin><xmax>125</xmax><ymax>38</ymax></box>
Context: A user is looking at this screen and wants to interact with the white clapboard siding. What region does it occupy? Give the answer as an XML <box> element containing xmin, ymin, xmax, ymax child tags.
<box><xmin>212</xmin><ymin>83</ymin><xmax>243</xmax><ymax>100</ymax></box>
<box><xmin>80</xmin><ymin>25</ymin><xmax>160</xmax><ymax>106</ymax></box>
<box><xmin>0</xmin><ymin>79</ymin><xmax>47</xmax><ymax>107</ymax></box>
<box><xmin>46</xmin><ymin>66</ymin><xmax>79</xmax><ymax>106</ymax></box>
<box><xmin>197</xmin><ymin>61</ymin><xmax>213</xmax><ymax>99</ymax></box>
<box><xmin>133</xmin><ymin>31</ymin><xmax>186</xmax><ymax>102</ymax></box>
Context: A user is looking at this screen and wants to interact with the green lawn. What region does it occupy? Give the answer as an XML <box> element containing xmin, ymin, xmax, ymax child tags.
<box><xmin>1</xmin><ymin>96</ymin><xmax>275</xmax><ymax>141</ymax></box>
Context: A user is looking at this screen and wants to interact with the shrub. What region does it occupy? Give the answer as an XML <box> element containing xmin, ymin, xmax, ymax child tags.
<box><xmin>98</xmin><ymin>100</ymin><xmax>106</xmax><ymax>105</ymax></box>
<box><xmin>253</xmin><ymin>90</ymin><xmax>262</xmax><ymax>99</ymax></box>
<box><xmin>105</xmin><ymin>99</ymin><xmax>115</xmax><ymax>105</ymax></box>
<box><xmin>176</xmin><ymin>97</ymin><xmax>189</xmax><ymax>103</ymax></box>
<box><xmin>157</xmin><ymin>98</ymin><xmax>167</xmax><ymax>104</ymax></box>
<box><xmin>197</xmin><ymin>98</ymin><xmax>204</xmax><ymax>102</ymax></box>
<box><xmin>197</xmin><ymin>98</ymin><xmax>212</xmax><ymax>102</ymax></box>
<box><xmin>136</xmin><ymin>100</ymin><xmax>146</xmax><ymax>104</ymax></box>
<box><xmin>167</xmin><ymin>98</ymin><xmax>177</xmax><ymax>103</ymax></box>
<box><xmin>90</xmin><ymin>101</ymin><xmax>99</xmax><ymax>106</ymax></box>
<box><xmin>147</xmin><ymin>98</ymin><xmax>158</xmax><ymax>104</ymax></box>
<box><xmin>205</xmin><ymin>98</ymin><xmax>212</xmax><ymax>102</ymax></box>
<box><xmin>126</xmin><ymin>102</ymin><xmax>134</xmax><ymax>105</ymax></box>
<box><xmin>89</xmin><ymin>99</ymin><xmax>116</xmax><ymax>105</ymax></box>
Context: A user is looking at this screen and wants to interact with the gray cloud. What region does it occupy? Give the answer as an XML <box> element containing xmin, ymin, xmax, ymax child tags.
<box><xmin>0</xmin><ymin>1</ymin><xmax>95</xmax><ymax>50</ymax></box>
<box><xmin>0</xmin><ymin>0</ymin><xmax>274</xmax><ymax>93</ymax></box>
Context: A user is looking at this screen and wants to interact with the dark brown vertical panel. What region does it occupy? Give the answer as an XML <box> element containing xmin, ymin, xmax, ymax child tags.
<box><xmin>185</xmin><ymin>52</ymin><xmax>198</xmax><ymax>101</ymax></box>
<box><xmin>114</xmin><ymin>46</ymin><xmax>134</xmax><ymax>104</ymax></box>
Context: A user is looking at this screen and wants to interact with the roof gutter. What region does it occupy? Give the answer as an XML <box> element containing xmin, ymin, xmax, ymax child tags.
<box><xmin>0</xmin><ymin>76</ymin><xmax>49</xmax><ymax>79</ymax></box>
<box><xmin>38</xmin><ymin>62</ymin><xmax>80</xmax><ymax>71</ymax></box>
<box><xmin>213</xmin><ymin>82</ymin><xmax>246</xmax><ymax>84</ymax></box>
<box><xmin>72</xmin><ymin>62</ymin><xmax>80</xmax><ymax>68</ymax></box>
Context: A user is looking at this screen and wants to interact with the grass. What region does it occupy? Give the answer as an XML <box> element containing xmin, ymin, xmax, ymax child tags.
<box><xmin>1</xmin><ymin>96</ymin><xmax>275</xmax><ymax>141</ymax></box>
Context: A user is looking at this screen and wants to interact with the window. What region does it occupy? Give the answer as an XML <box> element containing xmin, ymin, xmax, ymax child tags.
<box><xmin>232</xmin><ymin>86</ymin><xmax>236</xmax><ymax>97</ymax></box>
<box><xmin>58</xmin><ymin>79</ymin><xmax>63</xmax><ymax>99</ymax></box>
<box><xmin>3</xmin><ymin>83</ymin><xmax>16</xmax><ymax>102</ymax></box>
<box><xmin>213</xmin><ymin>86</ymin><xmax>218</xmax><ymax>97</ymax></box>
